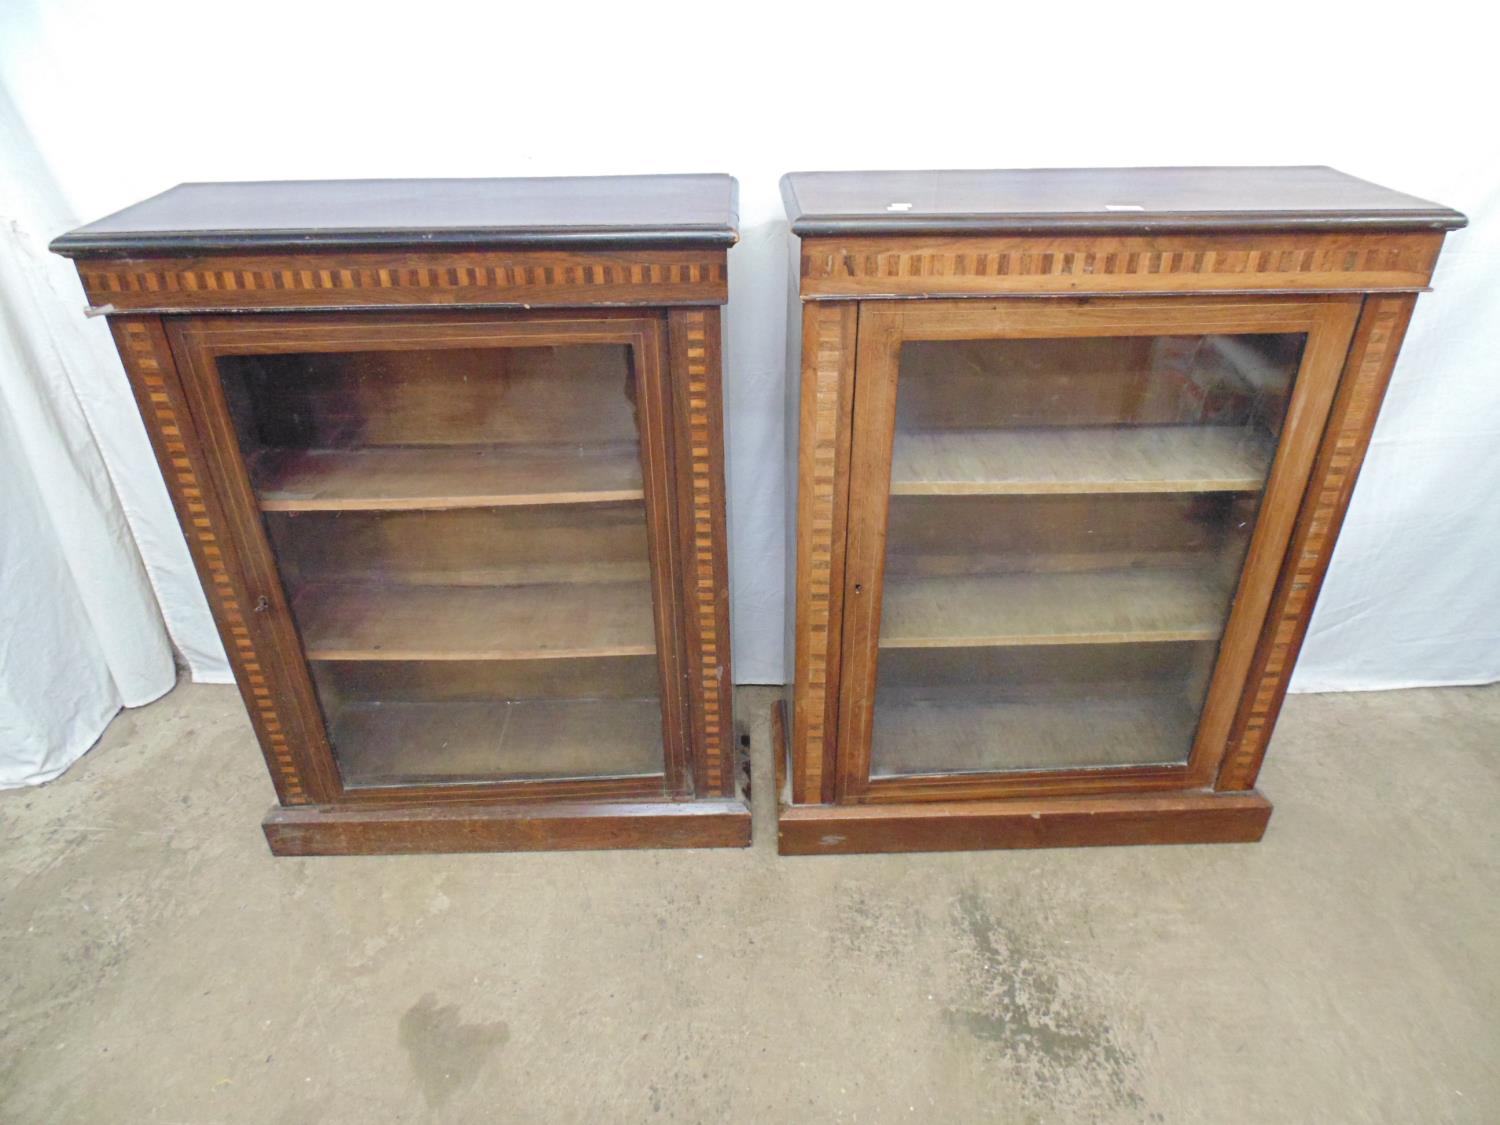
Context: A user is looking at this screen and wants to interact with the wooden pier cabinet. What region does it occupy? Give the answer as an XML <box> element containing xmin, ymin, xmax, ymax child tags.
<box><xmin>53</xmin><ymin>175</ymin><xmax>748</xmax><ymax>855</ymax></box>
<box><xmin>776</xmin><ymin>167</ymin><xmax>1464</xmax><ymax>855</ymax></box>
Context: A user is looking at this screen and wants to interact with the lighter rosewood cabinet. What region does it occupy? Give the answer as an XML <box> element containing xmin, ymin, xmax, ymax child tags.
<box><xmin>53</xmin><ymin>175</ymin><xmax>747</xmax><ymax>855</ymax></box>
<box><xmin>776</xmin><ymin>167</ymin><xmax>1464</xmax><ymax>855</ymax></box>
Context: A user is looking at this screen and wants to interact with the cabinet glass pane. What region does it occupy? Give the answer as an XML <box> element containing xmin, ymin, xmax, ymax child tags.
<box><xmin>217</xmin><ymin>344</ymin><xmax>664</xmax><ymax>788</ymax></box>
<box><xmin>871</xmin><ymin>333</ymin><xmax>1305</xmax><ymax>777</ymax></box>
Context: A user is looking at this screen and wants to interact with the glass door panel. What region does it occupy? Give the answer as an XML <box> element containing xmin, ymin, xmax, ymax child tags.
<box><xmin>868</xmin><ymin>331</ymin><xmax>1305</xmax><ymax>779</ymax></box>
<box><xmin>216</xmin><ymin>341</ymin><xmax>666</xmax><ymax>788</ymax></box>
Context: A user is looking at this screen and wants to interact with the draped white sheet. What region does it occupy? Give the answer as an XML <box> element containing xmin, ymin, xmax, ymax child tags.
<box><xmin>1291</xmin><ymin>197</ymin><xmax>1500</xmax><ymax>692</ymax></box>
<box><xmin>0</xmin><ymin>86</ymin><xmax>207</xmax><ymax>787</ymax></box>
<box><xmin>1</xmin><ymin>3</ymin><xmax>1496</xmax><ymax>792</ymax></box>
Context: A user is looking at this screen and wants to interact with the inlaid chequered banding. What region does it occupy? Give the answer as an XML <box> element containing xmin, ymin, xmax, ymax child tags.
<box><xmin>806</xmin><ymin>245</ymin><xmax>1428</xmax><ymax>282</ymax></box>
<box><xmin>117</xmin><ymin>321</ymin><xmax>308</xmax><ymax>803</ymax></box>
<box><xmin>87</xmin><ymin>260</ymin><xmax>721</xmax><ymax>296</ymax></box>
<box><xmin>679</xmin><ymin>310</ymin><xmax>726</xmax><ymax>792</ymax></box>
<box><xmin>792</xmin><ymin>303</ymin><xmax>855</xmax><ymax>802</ymax></box>
<box><xmin>1219</xmin><ymin>296</ymin><xmax>1412</xmax><ymax>788</ymax></box>
<box><xmin>80</xmin><ymin>252</ymin><xmax>727</xmax><ymax>311</ymax></box>
<box><xmin>798</xmin><ymin>233</ymin><xmax>1441</xmax><ymax>297</ymax></box>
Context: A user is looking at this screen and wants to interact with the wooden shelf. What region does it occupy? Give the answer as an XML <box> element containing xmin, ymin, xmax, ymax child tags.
<box><xmin>252</xmin><ymin>443</ymin><xmax>644</xmax><ymax>512</ymax></box>
<box><xmin>294</xmin><ymin>580</ymin><xmax>656</xmax><ymax>661</ymax></box>
<box><xmin>890</xmin><ymin>426</ymin><xmax>1273</xmax><ymax>496</ymax></box>
<box><xmin>331</xmin><ymin>698</ymin><xmax>664</xmax><ymax>786</ymax></box>
<box><xmin>870</xmin><ymin>692</ymin><xmax>1197</xmax><ymax>776</ymax></box>
<box><xmin>879</xmin><ymin>566</ymin><xmax>1232</xmax><ymax>649</ymax></box>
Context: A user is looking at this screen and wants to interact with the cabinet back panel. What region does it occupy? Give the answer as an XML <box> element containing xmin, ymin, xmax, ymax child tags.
<box><xmin>898</xmin><ymin>335</ymin><xmax>1299</xmax><ymax>430</ymax></box>
<box><xmin>876</xmin><ymin>642</ymin><xmax>1209</xmax><ymax>698</ymax></box>
<box><xmin>884</xmin><ymin>493</ymin><xmax>1256</xmax><ymax>578</ymax></box>
<box><xmin>313</xmin><ymin>655</ymin><xmax>661</xmax><ymax>703</ymax></box>
<box><xmin>220</xmin><ymin>345</ymin><xmax>638</xmax><ymax>449</ymax></box>
<box><xmin>870</xmin><ymin>643</ymin><xmax>1213</xmax><ymax>775</ymax></box>
<box><xmin>266</xmin><ymin>503</ymin><xmax>651</xmax><ymax>587</ymax></box>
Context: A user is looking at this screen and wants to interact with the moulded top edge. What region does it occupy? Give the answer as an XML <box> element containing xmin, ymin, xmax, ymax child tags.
<box><xmin>52</xmin><ymin>174</ymin><xmax>741</xmax><ymax>258</ymax></box>
<box><xmin>780</xmin><ymin>167</ymin><xmax>1467</xmax><ymax>237</ymax></box>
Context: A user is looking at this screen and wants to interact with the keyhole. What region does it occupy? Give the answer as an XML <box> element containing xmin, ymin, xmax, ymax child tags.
<box><xmin>253</xmin><ymin>595</ymin><xmax>270</xmax><ymax>613</ymax></box>
<box><xmin>854</xmin><ymin>583</ymin><xmax>863</xmax><ymax>594</ymax></box>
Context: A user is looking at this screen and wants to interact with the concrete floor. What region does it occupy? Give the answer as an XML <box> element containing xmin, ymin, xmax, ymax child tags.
<box><xmin>2</xmin><ymin>682</ymin><xmax>1497</xmax><ymax>1123</ymax></box>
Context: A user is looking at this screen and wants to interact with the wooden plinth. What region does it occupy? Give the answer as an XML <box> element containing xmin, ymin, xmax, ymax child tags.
<box><xmin>264</xmin><ymin>797</ymin><xmax>751</xmax><ymax>856</ymax></box>
<box><xmin>771</xmin><ymin>700</ymin><xmax>1270</xmax><ymax>855</ymax></box>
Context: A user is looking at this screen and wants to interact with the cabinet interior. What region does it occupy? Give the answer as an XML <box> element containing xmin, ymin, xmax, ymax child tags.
<box><xmin>870</xmin><ymin>332</ymin><xmax>1303</xmax><ymax>779</ymax></box>
<box><xmin>218</xmin><ymin>343</ymin><xmax>665</xmax><ymax>788</ymax></box>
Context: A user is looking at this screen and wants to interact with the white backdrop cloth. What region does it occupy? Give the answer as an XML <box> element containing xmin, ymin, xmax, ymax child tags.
<box><xmin>0</xmin><ymin>87</ymin><xmax>185</xmax><ymax>787</ymax></box>
<box><xmin>1292</xmin><ymin>226</ymin><xmax>1500</xmax><ymax>691</ymax></box>
<box><xmin>1</xmin><ymin>1</ymin><xmax>1496</xmax><ymax>712</ymax></box>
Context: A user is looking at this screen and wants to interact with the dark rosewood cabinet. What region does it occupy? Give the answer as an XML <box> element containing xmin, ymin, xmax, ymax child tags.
<box><xmin>776</xmin><ymin>167</ymin><xmax>1464</xmax><ymax>855</ymax></box>
<box><xmin>53</xmin><ymin>175</ymin><xmax>747</xmax><ymax>855</ymax></box>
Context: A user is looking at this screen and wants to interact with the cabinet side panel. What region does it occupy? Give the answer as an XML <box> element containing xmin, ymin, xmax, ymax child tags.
<box><xmin>790</xmin><ymin>302</ymin><xmax>858</xmax><ymax>804</ymax></box>
<box><xmin>669</xmin><ymin>307</ymin><xmax>735</xmax><ymax>796</ymax></box>
<box><xmin>782</xmin><ymin>240</ymin><xmax>802</xmax><ymax>798</ymax></box>
<box><xmin>1218</xmin><ymin>293</ymin><xmax>1418</xmax><ymax>790</ymax></box>
<box><xmin>109</xmin><ymin>317</ymin><xmax>331</xmax><ymax>805</ymax></box>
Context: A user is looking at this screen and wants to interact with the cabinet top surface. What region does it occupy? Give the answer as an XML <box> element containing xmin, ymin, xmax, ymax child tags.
<box><xmin>51</xmin><ymin>174</ymin><xmax>739</xmax><ymax>257</ymax></box>
<box><xmin>781</xmin><ymin>166</ymin><xmax>1466</xmax><ymax>236</ymax></box>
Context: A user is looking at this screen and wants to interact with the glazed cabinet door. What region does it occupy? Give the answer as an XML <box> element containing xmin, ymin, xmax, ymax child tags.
<box><xmin>836</xmin><ymin>296</ymin><xmax>1360</xmax><ymax>802</ymax></box>
<box><xmin>167</xmin><ymin>311</ymin><xmax>691</xmax><ymax>804</ymax></box>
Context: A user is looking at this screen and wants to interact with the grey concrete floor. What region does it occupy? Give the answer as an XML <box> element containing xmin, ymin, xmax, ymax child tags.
<box><xmin>2</xmin><ymin>681</ymin><xmax>1498</xmax><ymax>1123</ymax></box>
